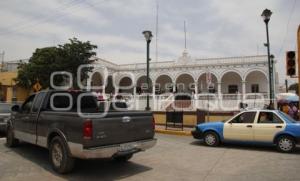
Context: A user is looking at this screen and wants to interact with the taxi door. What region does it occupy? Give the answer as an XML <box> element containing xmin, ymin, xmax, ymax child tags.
<box><xmin>253</xmin><ymin>111</ymin><xmax>285</xmax><ymax>143</ymax></box>
<box><xmin>223</xmin><ymin>111</ymin><xmax>257</xmax><ymax>142</ymax></box>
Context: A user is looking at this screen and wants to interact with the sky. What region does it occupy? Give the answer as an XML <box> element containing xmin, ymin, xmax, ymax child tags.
<box><xmin>0</xmin><ymin>0</ymin><xmax>299</xmax><ymax>84</ymax></box>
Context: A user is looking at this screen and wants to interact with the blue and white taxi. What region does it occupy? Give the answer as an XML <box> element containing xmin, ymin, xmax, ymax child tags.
<box><xmin>192</xmin><ymin>110</ymin><xmax>300</xmax><ymax>152</ymax></box>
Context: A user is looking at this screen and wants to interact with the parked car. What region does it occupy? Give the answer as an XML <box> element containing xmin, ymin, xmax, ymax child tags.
<box><xmin>0</xmin><ymin>103</ymin><xmax>12</xmax><ymax>134</ymax></box>
<box><xmin>6</xmin><ymin>90</ymin><xmax>156</xmax><ymax>173</ymax></box>
<box><xmin>192</xmin><ymin>110</ymin><xmax>300</xmax><ymax>152</ymax></box>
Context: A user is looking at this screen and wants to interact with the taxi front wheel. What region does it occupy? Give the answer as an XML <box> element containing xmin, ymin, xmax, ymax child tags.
<box><xmin>203</xmin><ymin>131</ymin><xmax>220</xmax><ymax>147</ymax></box>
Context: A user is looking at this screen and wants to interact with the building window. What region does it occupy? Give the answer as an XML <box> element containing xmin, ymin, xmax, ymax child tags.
<box><xmin>228</xmin><ymin>85</ymin><xmax>238</xmax><ymax>94</ymax></box>
<box><xmin>251</xmin><ymin>84</ymin><xmax>259</xmax><ymax>93</ymax></box>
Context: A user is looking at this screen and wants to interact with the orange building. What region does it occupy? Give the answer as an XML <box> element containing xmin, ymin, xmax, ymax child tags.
<box><xmin>0</xmin><ymin>60</ymin><xmax>30</xmax><ymax>102</ymax></box>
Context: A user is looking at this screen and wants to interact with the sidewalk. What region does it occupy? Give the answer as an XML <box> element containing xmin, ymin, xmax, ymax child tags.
<box><xmin>155</xmin><ymin>125</ymin><xmax>193</xmax><ymax>136</ymax></box>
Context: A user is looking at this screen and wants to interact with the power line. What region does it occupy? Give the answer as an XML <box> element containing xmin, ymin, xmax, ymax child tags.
<box><xmin>0</xmin><ymin>0</ymin><xmax>85</xmax><ymax>36</ymax></box>
<box><xmin>277</xmin><ymin>0</ymin><xmax>297</xmax><ymax>57</ymax></box>
<box><xmin>1</xmin><ymin>0</ymin><xmax>82</xmax><ymax>32</ymax></box>
<box><xmin>184</xmin><ymin>21</ymin><xmax>187</xmax><ymax>49</ymax></box>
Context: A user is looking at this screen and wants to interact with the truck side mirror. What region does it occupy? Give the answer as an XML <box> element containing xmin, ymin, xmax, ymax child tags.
<box><xmin>11</xmin><ymin>105</ymin><xmax>20</xmax><ymax>112</ymax></box>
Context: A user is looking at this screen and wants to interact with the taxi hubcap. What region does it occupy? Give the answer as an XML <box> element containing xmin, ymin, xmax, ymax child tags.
<box><xmin>279</xmin><ymin>138</ymin><xmax>293</xmax><ymax>151</ymax></box>
<box><xmin>205</xmin><ymin>134</ymin><xmax>216</xmax><ymax>145</ymax></box>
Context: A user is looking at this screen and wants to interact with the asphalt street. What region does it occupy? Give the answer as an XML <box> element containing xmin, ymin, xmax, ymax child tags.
<box><xmin>0</xmin><ymin>134</ymin><xmax>300</xmax><ymax>181</ymax></box>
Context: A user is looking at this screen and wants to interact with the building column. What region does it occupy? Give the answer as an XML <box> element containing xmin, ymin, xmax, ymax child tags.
<box><xmin>242</xmin><ymin>81</ymin><xmax>246</xmax><ymax>101</ymax></box>
<box><xmin>172</xmin><ymin>83</ymin><xmax>176</xmax><ymax>93</ymax></box>
<box><xmin>133</xmin><ymin>86</ymin><xmax>136</xmax><ymax>97</ymax></box>
<box><xmin>152</xmin><ymin>85</ymin><xmax>155</xmax><ymax>95</ymax></box>
<box><xmin>217</xmin><ymin>82</ymin><xmax>222</xmax><ymax>100</ymax></box>
<box><xmin>194</xmin><ymin>82</ymin><xmax>198</xmax><ymax>110</ymax></box>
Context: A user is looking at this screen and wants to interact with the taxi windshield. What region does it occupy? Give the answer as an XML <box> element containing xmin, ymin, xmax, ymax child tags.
<box><xmin>277</xmin><ymin>111</ymin><xmax>298</xmax><ymax>123</ymax></box>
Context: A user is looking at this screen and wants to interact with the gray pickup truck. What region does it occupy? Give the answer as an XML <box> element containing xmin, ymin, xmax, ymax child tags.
<box><xmin>6</xmin><ymin>90</ymin><xmax>156</xmax><ymax>173</ymax></box>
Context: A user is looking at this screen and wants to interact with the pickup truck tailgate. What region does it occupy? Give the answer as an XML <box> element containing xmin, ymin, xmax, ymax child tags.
<box><xmin>85</xmin><ymin>111</ymin><xmax>154</xmax><ymax>148</ymax></box>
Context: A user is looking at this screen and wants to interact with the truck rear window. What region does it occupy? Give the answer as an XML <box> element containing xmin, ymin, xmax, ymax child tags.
<box><xmin>47</xmin><ymin>92</ymin><xmax>98</xmax><ymax>113</ymax></box>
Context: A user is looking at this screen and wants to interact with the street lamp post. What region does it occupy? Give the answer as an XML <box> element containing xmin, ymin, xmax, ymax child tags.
<box><xmin>143</xmin><ymin>30</ymin><xmax>153</xmax><ymax>111</ymax></box>
<box><xmin>261</xmin><ymin>9</ymin><xmax>274</xmax><ymax>109</ymax></box>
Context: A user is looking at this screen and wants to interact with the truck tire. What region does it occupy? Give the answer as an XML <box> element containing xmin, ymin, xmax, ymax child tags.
<box><xmin>6</xmin><ymin>126</ymin><xmax>19</xmax><ymax>147</ymax></box>
<box><xmin>49</xmin><ymin>136</ymin><xmax>75</xmax><ymax>174</ymax></box>
<box><xmin>113</xmin><ymin>154</ymin><xmax>133</xmax><ymax>162</ymax></box>
<box><xmin>276</xmin><ymin>135</ymin><xmax>295</xmax><ymax>153</ymax></box>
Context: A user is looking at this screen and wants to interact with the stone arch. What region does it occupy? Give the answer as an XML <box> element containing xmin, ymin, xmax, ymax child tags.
<box><xmin>244</xmin><ymin>70</ymin><xmax>268</xmax><ymax>93</ymax></box>
<box><xmin>155</xmin><ymin>74</ymin><xmax>173</xmax><ymax>94</ymax></box>
<box><xmin>220</xmin><ymin>69</ymin><xmax>243</xmax><ymax>81</ymax></box>
<box><xmin>221</xmin><ymin>71</ymin><xmax>243</xmax><ymax>94</ymax></box>
<box><xmin>243</xmin><ymin>68</ymin><xmax>268</xmax><ymax>81</ymax></box>
<box><xmin>197</xmin><ymin>72</ymin><xmax>218</xmax><ymax>93</ymax></box>
<box><xmin>118</xmin><ymin>76</ymin><xmax>134</xmax><ymax>94</ymax></box>
<box><xmin>175</xmin><ymin>73</ymin><xmax>195</xmax><ymax>93</ymax></box>
<box><xmin>90</xmin><ymin>72</ymin><xmax>103</xmax><ymax>91</ymax></box>
<box><xmin>136</xmin><ymin>75</ymin><xmax>153</xmax><ymax>94</ymax></box>
<box><xmin>174</xmin><ymin>72</ymin><xmax>196</xmax><ymax>82</ymax></box>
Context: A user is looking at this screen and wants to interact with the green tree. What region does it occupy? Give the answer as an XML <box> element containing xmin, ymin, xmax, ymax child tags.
<box><xmin>15</xmin><ymin>38</ymin><xmax>97</xmax><ymax>89</ymax></box>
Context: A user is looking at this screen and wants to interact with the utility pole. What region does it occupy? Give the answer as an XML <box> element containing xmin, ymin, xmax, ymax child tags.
<box><xmin>142</xmin><ymin>31</ymin><xmax>153</xmax><ymax>111</ymax></box>
<box><xmin>261</xmin><ymin>9</ymin><xmax>274</xmax><ymax>109</ymax></box>
<box><xmin>297</xmin><ymin>25</ymin><xmax>300</xmax><ymax>110</ymax></box>
<box><xmin>285</xmin><ymin>79</ymin><xmax>288</xmax><ymax>93</ymax></box>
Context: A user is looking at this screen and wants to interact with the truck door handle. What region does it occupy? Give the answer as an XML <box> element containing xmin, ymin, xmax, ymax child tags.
<box><xmin>246</xmin><ymin>125</ymin><xmax>252</xmax><ymax>128</ymax></box>
<box><xmin>276</xmin><ymin>126</ymin><xmax>282</xmax><ymax>128</ymax></box>
<box><xmin>122</xmin><ymin>116</ymin><xmax>131</xmax><ymax>123</ymax></box>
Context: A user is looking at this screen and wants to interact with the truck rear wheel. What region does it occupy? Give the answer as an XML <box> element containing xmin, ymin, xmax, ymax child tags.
<box><xmin>49</xmin><ymin>136</ymin><xmax>75</xmax><ymax>174</ymax></box>
<box><xmin>113</xmin><ymin>154</ymin><xmax>133</xmax><ymax>162</ymax></box>
<box><xmin>6</xmin><ymin>126</ymin><xmax>19</xmax><ymax>147</ymax></box>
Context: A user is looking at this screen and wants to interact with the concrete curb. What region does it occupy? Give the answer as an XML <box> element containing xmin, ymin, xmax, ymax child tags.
<box><xmin>155</xmin><ymin>129</ymin><xmax>192</xmax><ymax>136</ymax></box>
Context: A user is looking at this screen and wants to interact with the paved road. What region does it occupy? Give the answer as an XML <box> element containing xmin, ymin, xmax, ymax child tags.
<box><xmin>0</xmin><ymin>134</ymin><xmax>300</xmax><ymax>181</ymax></box>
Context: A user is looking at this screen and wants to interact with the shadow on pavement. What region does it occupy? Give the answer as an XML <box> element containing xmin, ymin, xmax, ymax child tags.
<box><xmin>0</xmin><ymin>133</ymin><xmax>5</xmax><ymax>138</ymax></box>
<box><xmin>8</xmin><ymin>142</ymin><xmax>153</xmax><ymax>180</ymax></box>
<box><xmin>190</xmin><ymin>140</ymin><xmax>300</xmax><ymax>154</ymax></box>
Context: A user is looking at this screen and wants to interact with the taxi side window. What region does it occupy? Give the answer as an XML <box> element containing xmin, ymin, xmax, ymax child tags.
<box><xmin>230</xmin><ymin>112</ymin><xmax>256</xmax><ymax>124</ymax></box>
<box><xmin>258</xmin><ymin>112</ymin><xmax>283</xmax><ymax>124</ymax></box>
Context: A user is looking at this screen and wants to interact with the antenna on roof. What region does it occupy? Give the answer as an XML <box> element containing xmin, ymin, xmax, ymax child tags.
<box><xmin>184</xmin><ymin>21</ymin><xmax>187</xmax><ymax>49</ymax></box>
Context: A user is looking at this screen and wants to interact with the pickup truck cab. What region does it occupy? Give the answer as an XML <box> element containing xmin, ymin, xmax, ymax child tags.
<box><xmin>6</xmin><ymin>90</ymin><xmax>156</xmax><ymax>173</ymax></box>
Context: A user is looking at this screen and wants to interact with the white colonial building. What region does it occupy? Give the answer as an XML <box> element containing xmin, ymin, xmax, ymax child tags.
<box><xmin>88</xmin><ymin>50</ymin><xmax>277</xmax><ymax>111</ymax></box>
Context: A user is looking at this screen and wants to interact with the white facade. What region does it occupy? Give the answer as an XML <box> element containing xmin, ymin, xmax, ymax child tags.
<box><xmin>88</xmin><ymin>50</ymin><xmax>276</xmax><ymax>111</ymax></box>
